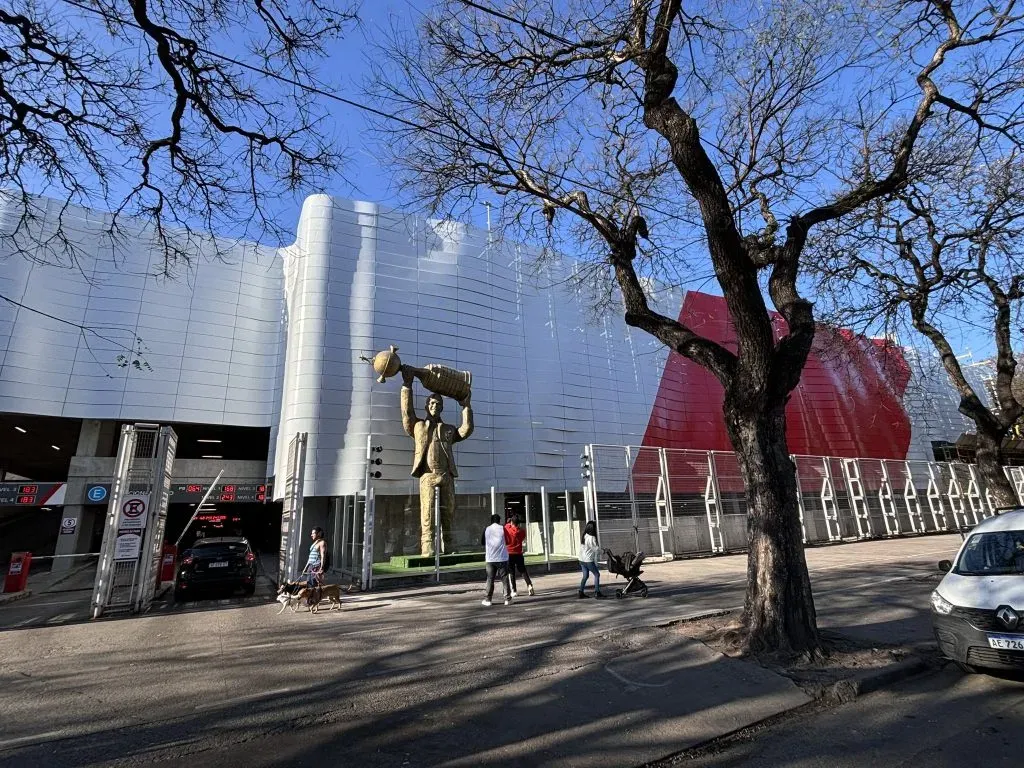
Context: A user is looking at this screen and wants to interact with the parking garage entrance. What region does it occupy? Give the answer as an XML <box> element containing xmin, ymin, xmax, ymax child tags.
<box><xmin>165</xmin><ymin>500</ymin><xmax>281</xmax><ymax>561</ymax></box>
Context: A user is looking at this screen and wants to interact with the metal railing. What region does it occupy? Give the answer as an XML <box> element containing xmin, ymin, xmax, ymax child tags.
<box><xmin>583</xmin><ymin>445</ymin><xmax>1016</xmax><ymax>558</ymax></box>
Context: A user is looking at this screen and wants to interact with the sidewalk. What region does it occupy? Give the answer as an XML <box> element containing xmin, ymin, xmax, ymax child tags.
<box><xmin>0</xmin><ymin>560</ymin><xmax>96</xmax><ymax>605</ymax></box>
<box><xmin>0</xmin><ymin>535</ymin><xmax>957</xmax><ymax>768</ymax></box>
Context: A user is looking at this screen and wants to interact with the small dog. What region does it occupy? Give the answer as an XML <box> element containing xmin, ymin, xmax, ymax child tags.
<box><xmin>276</xmin><ymin>580</ymin><xmax>343</xmax><ymax>614</ymax></box>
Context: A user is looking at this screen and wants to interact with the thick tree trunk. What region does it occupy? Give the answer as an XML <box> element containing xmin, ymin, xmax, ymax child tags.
<box><xmin>974</xmin><ymin>429</ymin><xmax>1020</xmax><ymax>511</ymax></box>
<box><xmin>725</xmin><ymin>397</ymin><xmax>819</xmax><ymax>655</ymax></box>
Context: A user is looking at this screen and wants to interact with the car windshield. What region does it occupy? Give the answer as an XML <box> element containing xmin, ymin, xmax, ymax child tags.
<box><xmin>191</xmin><ymin>542</ymin><xmax>248</xmax><ymax>557</ymax></box>
<box><xmin>956</xmin><ymin>530</ymin><xmax>1024</xmax><ymax>576</ymax></box>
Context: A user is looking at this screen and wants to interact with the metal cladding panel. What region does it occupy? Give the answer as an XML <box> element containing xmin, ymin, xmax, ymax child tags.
<box><xmin>0</xmin><ymin>194</ymin><xmax>284</xmax><ymax>426</ymax></box>
<box><xmin>273</xmin><ymin>196</ymin><xmax>677</xmax><ymax>497</ymax></box>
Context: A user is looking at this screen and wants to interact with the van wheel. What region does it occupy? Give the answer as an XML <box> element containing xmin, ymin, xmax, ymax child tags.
<box><xmin>955</xmin><ymin>661</ymin><xmax>978</xmax><ymax>674</ymax></box>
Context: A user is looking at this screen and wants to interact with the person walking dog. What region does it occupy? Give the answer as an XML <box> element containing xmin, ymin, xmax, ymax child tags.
<box><xmin>504</xmin><ymin>513</ymin><xmax>534</xmax><ymax>597</ymax></box>
<box><xmin>481</xmin><ymin>514</ymin><xmax>511</xmax><ymax>606</ymax></box>
<box><xmin>577</xmin><ymin>520</ymin><xmax>605</xmax><ymax>599</ymax></box>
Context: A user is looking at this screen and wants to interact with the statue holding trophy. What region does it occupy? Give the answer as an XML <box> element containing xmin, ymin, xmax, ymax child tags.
<box><xmin>365</xmin><ymin>346</ymin><xmax>473</xmax><ymax>556</ymax></box>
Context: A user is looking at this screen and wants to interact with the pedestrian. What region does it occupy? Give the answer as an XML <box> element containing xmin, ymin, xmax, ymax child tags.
<box><xmin>504</xmin><ymin>513</ymin><xmax>534</xmax><ymax>597</ymax></box>
<box><xmin>578</xmin><ymin>520</ymin><xmax>605</xmax><ymax>599</ymax></box>
<box><xmin>480</xmin><ymin>513</ymin><xmax>511</xmax><ymax>606</ymax></box>
<box><xmin>304</xmin><ymin>527</ymin><xmax>328</xmax><ymax>607</ymax></box>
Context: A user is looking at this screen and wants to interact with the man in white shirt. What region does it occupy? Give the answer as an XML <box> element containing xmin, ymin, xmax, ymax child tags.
<box><xmin>480</xmin><ymin>514</ymin><xmax>511</xmax><ymax>606</ymax></box>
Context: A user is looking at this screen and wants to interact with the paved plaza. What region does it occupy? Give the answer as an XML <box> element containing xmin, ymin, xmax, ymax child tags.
<box><xmin>0</xmin><ymin>535</ymin><xmax>974</xmax><ymax>766</ymax></box>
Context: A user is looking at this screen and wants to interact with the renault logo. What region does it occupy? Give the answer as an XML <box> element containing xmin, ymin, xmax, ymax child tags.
<box><xmin>996</xmin><ymin>605</ymin><xmax>1020</xmax><ymax>630</ymax></box>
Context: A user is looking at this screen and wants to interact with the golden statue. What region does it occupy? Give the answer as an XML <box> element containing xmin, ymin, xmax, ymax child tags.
<box><xmin>364</xmin><ymin>346</ymin><xmax>474</xmax><ymax>556</ymax></box>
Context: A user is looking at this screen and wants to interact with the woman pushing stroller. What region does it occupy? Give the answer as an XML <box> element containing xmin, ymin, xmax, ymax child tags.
<box><xmin>577</xmin><ymin>520</ymin><xmax>606</xmax><ymax>599</ymax></box>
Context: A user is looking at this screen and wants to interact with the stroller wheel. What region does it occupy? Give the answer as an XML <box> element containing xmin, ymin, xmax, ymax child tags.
<box><xmin>640</xmin><ymin>587</ymin><xmax>649</xmax><ymax>598</ymax></box>
<box><xmin>615</xmin><ymin>589</ymin><xmax>624</xmax><ymax>599</ymax></box>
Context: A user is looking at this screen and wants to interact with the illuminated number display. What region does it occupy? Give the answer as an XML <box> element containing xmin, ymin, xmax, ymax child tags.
<box><xmin>170</xmin><ymin>482</ymin><xmax>272</xmax><ymax>503</ymax></box>
<box><xmin>17</xmin><ymin>495</ymin><xmax>36</xmax><ymax>505</ymax></box>
<box><xmin>19</xmin><ymin>485</ymin><xmax>38</xmax><ymax>494</ymax></box>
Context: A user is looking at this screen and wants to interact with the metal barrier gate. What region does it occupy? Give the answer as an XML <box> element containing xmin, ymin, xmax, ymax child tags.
<box><xmin>91</xmin><ymin>424</ymin><xmax>177</xmax><ymax>617</ymax></box>
<box><xmin>279</xmin><ymin>432</ymin><xmax>308</xmax><ymax>583</ymax></box>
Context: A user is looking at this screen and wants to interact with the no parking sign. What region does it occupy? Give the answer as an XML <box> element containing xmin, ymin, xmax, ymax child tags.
<box><xmin>117</xmin><ymin>495</ymin><xmax>150</xmax><ymax>530</ymax></box>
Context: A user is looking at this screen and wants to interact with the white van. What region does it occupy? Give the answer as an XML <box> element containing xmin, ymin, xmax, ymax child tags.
<box><xmin>931</xmin><ymin>507</ymin><xmax>1024</xmax><ymax>673</ymax></box>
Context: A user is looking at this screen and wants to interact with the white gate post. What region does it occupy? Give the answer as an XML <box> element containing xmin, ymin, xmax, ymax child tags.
<box><xmin>792</xmin><ymin>456</ymin><xmax>807</xmax><ymax>544</ymax></box>
<box><xmin>842</xmin><ymin>458</ymin><xmax>872</xmax><ymax>539</ymax></box>
<box><xmin>704</xmin><ymin>452</ymin><xmax>725</xmax><ymax>553</ymax></box>
<box><xmin>926</xmin><ymin>463</ymin><xmax>949</xmax><ymax>531</ymax></box>
<box><xmin>820</xmin><ymin>459</ymin><xmax>842</xmax><ymax>542</ymax></box>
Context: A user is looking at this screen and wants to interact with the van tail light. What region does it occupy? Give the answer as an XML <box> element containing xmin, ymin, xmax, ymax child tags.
<box><xmin>245</xmin><ymin>552</ymin><xmax>255</xmax><ymax>563</ymax></box>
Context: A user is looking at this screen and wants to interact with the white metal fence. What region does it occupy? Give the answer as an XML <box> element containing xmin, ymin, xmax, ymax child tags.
<box><xmin>584</xmin><ymin>444</ymin><xmax>1020</xmax><ymax>558</ymax></box>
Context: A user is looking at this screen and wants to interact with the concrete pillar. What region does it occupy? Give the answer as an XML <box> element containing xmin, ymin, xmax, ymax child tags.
<box><xmin>52</xmin><ymin>420</ymin><xmax>116</xmax><ymax>572</ymax></box>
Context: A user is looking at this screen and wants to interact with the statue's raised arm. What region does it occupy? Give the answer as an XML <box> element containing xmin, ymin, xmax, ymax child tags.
<box><xmin>400</xmin><ymin>366</ymin><xmax>419</xmax><ymax>438</ymax></box>
<box><xmin>456</xmin><ymin>392</ymin><xmax>473</xmax><ymax>442</ymax></box>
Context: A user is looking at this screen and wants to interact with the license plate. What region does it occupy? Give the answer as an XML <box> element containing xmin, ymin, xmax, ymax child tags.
<box><xmin>987</xmin><ymin>634</ymin><xmax>1024</xmax><ymax>650</ymax></box>
<box><xmin>209</xmin><ymin>561</ymin><xmax>229</xmax><ymax>568</ymax></box>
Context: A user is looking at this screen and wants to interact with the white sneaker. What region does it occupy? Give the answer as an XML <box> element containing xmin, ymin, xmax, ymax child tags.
<box><xmin>528</xmin><ymin>585</ymin><xmax>535</xmax><ymax>596</ymax></box>
<box><xmin>481</xmin><ymin>599</ymin><xmax>492</xmax><ymax>607</ymax></box>
<box><xmin>503</xmin><ymin>598</ymin><xmax>512</xmax><ymax>606</ymax></box>
<box><xmin>510</xmin><ymin>591</ymin><xmax>518</xmax><ymax>598</ymax></box>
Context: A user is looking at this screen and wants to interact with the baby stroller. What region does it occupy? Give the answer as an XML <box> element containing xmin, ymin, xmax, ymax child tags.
<box><xmin>603</xmin><ymin>548</ymin><xmax>649</xmax><ymax>598</ymax></box>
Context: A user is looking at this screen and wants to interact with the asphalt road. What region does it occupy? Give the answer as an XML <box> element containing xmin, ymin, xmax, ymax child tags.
<box><xmin>680</xmin><ymin>665</ymin><xmax>1024</xmax><ymax>767</ymax></box>
<box><xmin>0</xmin><ymin>535</ymin><xmax>965</xmax><ymax>767</ymax></box>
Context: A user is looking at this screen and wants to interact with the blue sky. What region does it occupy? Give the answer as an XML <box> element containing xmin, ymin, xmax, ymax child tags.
<box><xmin>19</xmin><ymin>0</ymin><xmax>1004</xmax><ymax>360</ymax></box>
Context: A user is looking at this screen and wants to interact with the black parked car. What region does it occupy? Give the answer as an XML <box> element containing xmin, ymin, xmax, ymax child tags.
<box><xmin>175</xmin><ymin>536</ymin><xmax>257</xmax><ymax>601</ymax></box>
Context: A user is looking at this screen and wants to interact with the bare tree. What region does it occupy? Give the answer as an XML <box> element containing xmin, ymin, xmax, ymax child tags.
<box><xmin>371</xmin><ymin>0</ymin><xmax>1024</xmax><ymax>654</ymax></box>
<box><xmin>816</xmin><ymin>145</ymin><xmax>1024</xmax><ymax>510</ymax></box>
<box><xmin>0</xmin><ymin>0</ymin><xmax>357</xmax><ymax>276</ymax></box>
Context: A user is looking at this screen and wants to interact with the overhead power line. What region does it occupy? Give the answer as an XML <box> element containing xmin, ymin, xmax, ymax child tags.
<box><xmin>54</xmin><ymin>0</ymin><xmax>697</xmax><ymax>229</ymax></box>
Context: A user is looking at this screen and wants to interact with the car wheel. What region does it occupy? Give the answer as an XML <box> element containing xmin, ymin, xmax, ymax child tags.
<box><xmin>243</xmin><ymin>585</ymin><xmax>256</xmax><ymax>597</ymax></box>
<box><xmin>174</xmin><ymin>590</ymin><xmax>187</xmax><ymax>603</ymax></box>
<box><xmin>955</xmin><ymin>661</ymin><xmax>978</xmax><ymax>675</ymax></box>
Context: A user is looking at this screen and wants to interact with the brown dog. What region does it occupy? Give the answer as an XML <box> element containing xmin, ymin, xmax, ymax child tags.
<box><xmin>297</xmin><ymin>583</ymin><xmax>343</xmax><ymax>613</ymax></box>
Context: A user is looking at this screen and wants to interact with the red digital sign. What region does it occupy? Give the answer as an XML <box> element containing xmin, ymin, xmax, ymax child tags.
<box><xmin>186</xmin><ymin>484</ymin><xmax>204</xmax><ymax>493</ymax></box>
<box><xmin>220</xmin><ymin>492</ymin><xmax>236</xmax><ymax>502</ymax></box>
<box><xmin>17</xmin><ymin>495</ymin><xmax>36</xmax><ymax>505</ymax></box>
<box><xmin>19</xmin><ymin>485</ymin><xmax>38</xmax><ymax>495</ymax></box>
<box><xmin>197</xmin><ymin>514</ymin><xmax>227</xmax><ymax>523</ymax></box>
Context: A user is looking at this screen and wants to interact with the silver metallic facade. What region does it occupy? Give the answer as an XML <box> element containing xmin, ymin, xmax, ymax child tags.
<box><xmin>0</xmin><ymin>193</ymin><xmax>985</xmax><ymax>500</ymax></box>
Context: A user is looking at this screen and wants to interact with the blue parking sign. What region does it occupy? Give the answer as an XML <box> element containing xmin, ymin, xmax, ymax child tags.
<box><xmin>87</xmin><ymin>485</ymin><xmax>108</xmax><ymax>503</ymax></box>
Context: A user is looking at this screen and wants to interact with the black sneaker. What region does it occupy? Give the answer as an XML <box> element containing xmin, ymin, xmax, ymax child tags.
<box><xmin>595</xmin><ymin>592</ymin><xmax>607</xmax><ymax>599</ymax></box>
<box><xmin>578</xmin><ymin>590</ymin><xmax>590</xmax><ymax>599</ymax></box>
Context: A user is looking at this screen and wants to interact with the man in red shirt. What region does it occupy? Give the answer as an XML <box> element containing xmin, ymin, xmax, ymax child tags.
<box><xmin>504</xmin><ymin>514</ymin><xmax>534</xmax><ymax>597</ymax></box>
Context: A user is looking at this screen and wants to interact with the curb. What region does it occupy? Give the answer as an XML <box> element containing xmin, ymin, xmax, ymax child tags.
<box><xmin>0</xmin><ymin>589</ymin><xmax>32</xmax><ymax>606</ymax></box>
<box><xmin>642</xmin><ymin>650</ymin><xmax>938</xmax><ymax>767</ymax></box>
<box><xmin>813</xmin><ymin>656</ymin><xmax>933</xmax><ymax>704</ymax></box>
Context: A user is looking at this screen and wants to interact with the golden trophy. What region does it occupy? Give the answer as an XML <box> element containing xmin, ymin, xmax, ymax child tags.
<box><xmin>364</xmin><ymin>345</ymin><xmax>472</xmax><ymax>403</ymax></box>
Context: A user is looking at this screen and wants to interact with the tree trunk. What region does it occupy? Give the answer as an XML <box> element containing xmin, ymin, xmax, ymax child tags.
<box><xmin>974</xmin><ymin>429</ymin><xmax>1020</xmax><ymax>511</ymax></box>
<box><xmin>725</xmin><ymin>397</ymin><xmax>819</xmax><ymax>655</ymax></box>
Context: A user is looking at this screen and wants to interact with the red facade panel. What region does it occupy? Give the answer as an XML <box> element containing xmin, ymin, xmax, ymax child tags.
<box><xmin>641</xmin><ymin>292</ymin><xmax>912</xmax><ymax>460</ymax></box>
